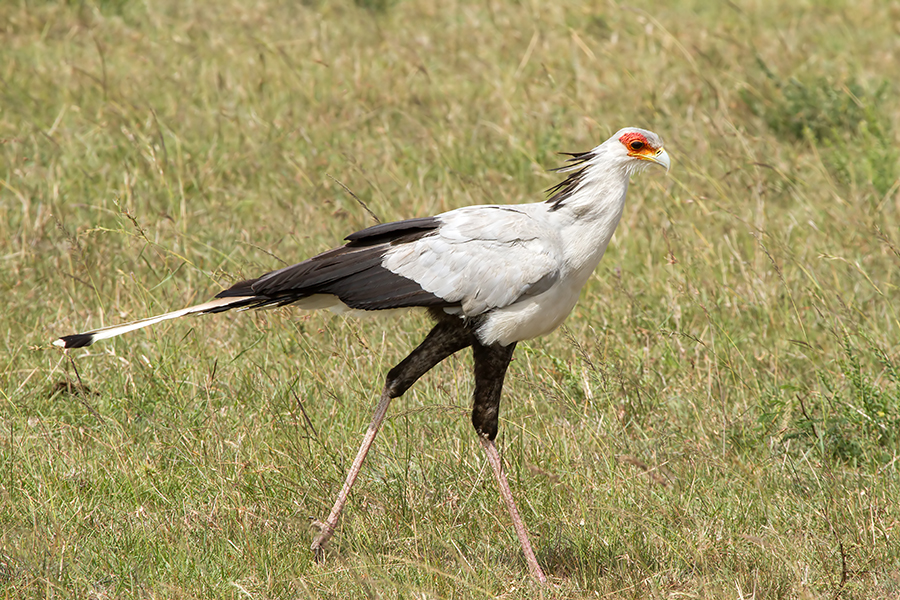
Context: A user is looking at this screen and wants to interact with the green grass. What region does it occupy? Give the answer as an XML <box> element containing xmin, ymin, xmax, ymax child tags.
<box><xmin>3</xmin><ymin>0</ymin><xmax>900</xmax><ymax>597</ymax></box>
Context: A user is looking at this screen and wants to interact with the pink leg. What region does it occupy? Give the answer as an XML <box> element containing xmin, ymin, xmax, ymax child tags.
<box><xmin>311</xmin><ymin>388</ymin><xmax>391</xmax><ymax>552</ymax></box>
<box><xmin>479</xmin><ymin>436</ymin><xmax>548</xmax><ymax>584</ymax></box>
<box><xmin>311</xmin><ymin>318</ymin><xmax>474</xmax><ymax>553</ymax></box>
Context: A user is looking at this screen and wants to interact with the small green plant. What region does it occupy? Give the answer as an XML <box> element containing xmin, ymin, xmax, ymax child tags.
<box><xmin>354</xmin><ymin>0</ymin><xmax>394</xmax><ymax>13</ymax></box>
<box><xmin>743</xmin><ymin>64</ymin><xmax>898</xmax><ymax>196</ymax></box>
<box><xmin>784</xmin><ymin>333</ymin><xmax>900</xmax><ymax>466</ymax></box>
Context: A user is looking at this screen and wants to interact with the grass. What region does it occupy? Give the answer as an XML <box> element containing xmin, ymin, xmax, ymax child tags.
<box><xmin>2</xmin><ymin>0</ymin><xmax>899</xmax><ymax>597</ymax></box>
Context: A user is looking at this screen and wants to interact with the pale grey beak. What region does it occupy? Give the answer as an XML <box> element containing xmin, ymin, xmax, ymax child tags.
<box><xmin>651</xmin><ymin>148</ymin><xmax>671</xmax><ymax>173</ymax></box>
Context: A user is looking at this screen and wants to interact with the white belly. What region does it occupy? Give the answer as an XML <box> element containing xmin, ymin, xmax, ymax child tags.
<box><xmin>473</xmin><ymin>274</ymin><xmax>587</xmax><ymax>346</ymax></box>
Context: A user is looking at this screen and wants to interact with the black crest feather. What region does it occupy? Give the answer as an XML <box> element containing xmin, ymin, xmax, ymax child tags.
<box><xmin>545</xmin><ymin>151</ymin><xmax>594</xmax><ymax>210</ymax></box>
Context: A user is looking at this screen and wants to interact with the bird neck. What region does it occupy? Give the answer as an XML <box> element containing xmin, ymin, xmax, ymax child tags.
<box><xmin>550</xmin><ymin>165</ymin><xmax>631</xmax><ymax>278</ymax></box>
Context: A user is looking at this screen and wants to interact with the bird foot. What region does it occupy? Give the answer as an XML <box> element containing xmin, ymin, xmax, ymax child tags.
<box><xmin>309</xmin><ymin>518</ymin><xmax>333</xmax><ymax>560</ymax></box>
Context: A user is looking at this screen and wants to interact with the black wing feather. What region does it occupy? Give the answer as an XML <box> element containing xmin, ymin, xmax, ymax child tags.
<box><xmin>215</xmin><ymin>216</ymin><xmax>455</xmax><ymax>311</ymax></box>
<box><xmin>344</xmin><ymin>217</ymin><xmax>439</xmax><ymax>243</ymax></box>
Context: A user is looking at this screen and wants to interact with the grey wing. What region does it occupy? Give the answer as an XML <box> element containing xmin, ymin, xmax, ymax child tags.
<box><xmin>382</xmin><ymin>206</ymin><xmax>562</xmax><ymax>316</ymax></box>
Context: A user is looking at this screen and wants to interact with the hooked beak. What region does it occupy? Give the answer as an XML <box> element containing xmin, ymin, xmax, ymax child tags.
<box><xmin>649</xmin><ymin>148</ymin><xmax>671</xmax><ymax>173</ymax></box>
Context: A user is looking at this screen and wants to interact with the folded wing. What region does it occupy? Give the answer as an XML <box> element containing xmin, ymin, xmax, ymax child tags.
<box><xmin>382</xmin><ymin>205</ymin><xmax>562</xmax><ymax>316</ymax></box>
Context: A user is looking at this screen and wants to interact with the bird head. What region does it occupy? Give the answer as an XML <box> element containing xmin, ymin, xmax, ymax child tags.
<box><xmin>545</xmin><ymin>127</ymin><xmax>669</xmax><ymax>209</ymax></box>
<box><xmin>609</xmin><ymin>127</ymin><xmax>670</xmax><ymax>175</ymax></box>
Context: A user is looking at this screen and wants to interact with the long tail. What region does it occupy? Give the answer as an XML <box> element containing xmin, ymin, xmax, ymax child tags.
<box><xmin>53</xmin><ymin>215</ymin><xmax>455</xmax><ymax>351</ymax></box>
<box><xmin>53</xmin><ymin>296</ymin><xmax>255</xmax><ymax>349</ymax></box>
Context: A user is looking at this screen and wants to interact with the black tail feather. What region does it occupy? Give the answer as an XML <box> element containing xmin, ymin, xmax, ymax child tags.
<box><xmin>56</xmin><ymin>333</ymin><xmax>96</xmax><ymax>349</ymax></box>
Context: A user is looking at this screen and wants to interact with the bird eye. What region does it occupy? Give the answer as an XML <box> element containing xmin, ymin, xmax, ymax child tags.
<box><xmin>629</xmin><ymin>140</ymin><xmax>645</xmax><ymax>151</ymax></box>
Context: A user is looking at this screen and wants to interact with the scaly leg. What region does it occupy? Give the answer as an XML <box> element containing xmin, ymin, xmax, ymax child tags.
<box><xmin>479</xmin><ymin>436</ymin><xmax>547</xmax><ymax>584</ymax></box>
<box><xmin>471</xmin><ymin>340</ymin><xmax>547</xmax><ymax>584</ymax></box>
<box><xmin>311</xmin><ymin>386</ymin><xmax>391</xmax><ymax>552</ymax></box>
<box><xmin>311</xmin><ymin>318</ymin><xmax>474</xmax><ymax>552</ymax></box>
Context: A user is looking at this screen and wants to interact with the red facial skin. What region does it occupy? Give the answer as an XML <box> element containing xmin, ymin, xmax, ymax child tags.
<box><xmin>618</xmin><ymin>131</ymin><xmax>657</xmax><ymax>155</ymax></box>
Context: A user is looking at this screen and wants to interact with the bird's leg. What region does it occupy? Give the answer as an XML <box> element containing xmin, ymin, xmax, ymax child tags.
<box><xmin>478</xmin><ymin>437</ymin><xmax>547</xmax><ymax>584</ymax></box>
<box><xmin>311</xmin><ymin>318</ymin><xmax>474</xmax><ymax>553</ymax></box>
<box><xmin>472</xmin><ymin>341</ymin><xmax>548</xmax><ymax>584</ymax></box>
<box><xmin>311</xmin><ymin>386</ymin><xmax>391</xmax><ymax>554</ymax></box>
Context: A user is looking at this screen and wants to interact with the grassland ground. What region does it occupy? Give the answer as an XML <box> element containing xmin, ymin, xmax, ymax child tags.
<box><xmin>2</xmin><ymin>0</ymin><xmax>899</xmax><ymax>598</ymax></box>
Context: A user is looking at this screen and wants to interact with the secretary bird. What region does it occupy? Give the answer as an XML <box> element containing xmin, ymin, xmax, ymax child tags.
<box><xmin>54</xmin><ymin>127</ymin><xmax>669</xmax><ymax>583</ymax></box>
